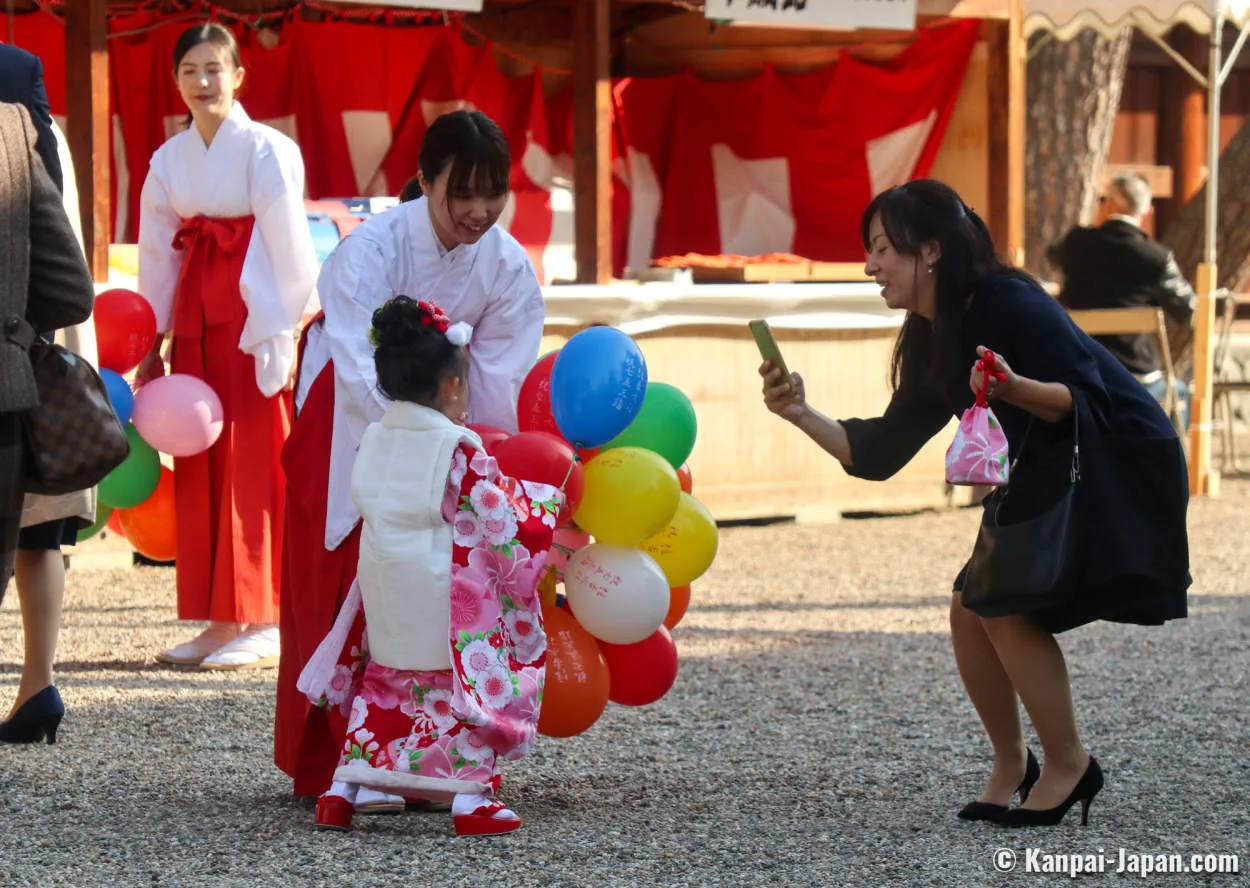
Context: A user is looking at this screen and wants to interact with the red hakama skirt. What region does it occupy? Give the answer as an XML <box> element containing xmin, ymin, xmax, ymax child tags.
<box><xmin>273</xmin><ymin>326</ymin><xmax>362</xmax><ymax>796</ymax></box>
<box><xmin>169</xmin><ymin>215</ymin><xmax>289</xmax><ymax>625</ymax></box>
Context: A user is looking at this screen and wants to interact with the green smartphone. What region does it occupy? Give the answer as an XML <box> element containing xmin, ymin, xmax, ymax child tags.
<box><xmin>748</xmin><ymin>319</ymin><xmax>792</xmax><ymax>387</ymax></box>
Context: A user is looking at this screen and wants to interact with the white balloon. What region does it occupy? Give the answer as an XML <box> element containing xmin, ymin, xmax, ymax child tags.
<box><xmin>563</xmin><ymin>543</ymin><xmax>669</xmax><ymax>645</ymax></box>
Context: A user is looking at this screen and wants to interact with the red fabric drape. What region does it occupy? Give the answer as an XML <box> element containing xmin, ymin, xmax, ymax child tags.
<box><xmin>3</xmin><ymin>16</ymin><xmax>978</xmax><ymax>272</ymax></box>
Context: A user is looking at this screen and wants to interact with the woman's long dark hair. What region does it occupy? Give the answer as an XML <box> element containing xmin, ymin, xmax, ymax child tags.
<box><xmin>860</xmin><ymin>179</ymin><xmax>1036</xmax><ymax>394</ymax></box>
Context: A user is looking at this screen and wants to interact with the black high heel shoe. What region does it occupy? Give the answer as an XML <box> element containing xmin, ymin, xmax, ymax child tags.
<box><xmin>0</xmin><ymin>686</ymin><xmax>65</xmax><ymax>745</ymax></box>
<box><xmin>958</xmin><ymin>748</ymin><xmax>1040</xmax><ymax>821</ymax></box>
<box><xmin>994</xmin><ymin>755</ymin><xmax>1103</xmax><ymax>827</ymax></box>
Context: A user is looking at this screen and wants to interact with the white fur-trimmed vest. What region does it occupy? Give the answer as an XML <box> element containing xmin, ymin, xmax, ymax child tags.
<box><xmin>350</xmin><ymin>402</ymin><xmax>481</xmax><ymax>670</ymax></box>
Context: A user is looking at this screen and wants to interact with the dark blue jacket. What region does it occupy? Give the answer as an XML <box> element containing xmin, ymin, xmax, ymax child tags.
<box><xmin>0</xmin><ymin>44</ymin><xmax>63</xmax><ymax>194</ymax></box>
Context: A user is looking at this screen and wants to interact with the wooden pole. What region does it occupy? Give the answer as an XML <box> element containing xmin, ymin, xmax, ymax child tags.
<box><xmin>1191</xmin><ymin>262</ymin><xmax>1218</xmax><ymax>495</ymax></box>
<box><xmin>986</xmin><ymin>2</ymin><xmax>1026</xmax><ymax>266</ymax></box>
<box><xmin>1158</xmin><ymin>28</ymin><xmax>1207</xmax><ymax>237</ymax></box>
<box><xmin>1005</xmin><ymin>0</ymin><xmax>1026</xmax><ymax>268</ymax></box>
<box><xmin>986</xmin><ymin>19</ymin><xmax>1010</xmax><ymax>254</ymax></box>
<box><xmin>1189</xmin><ymin>16</ymin><xmax>1224</xmax><ymax>497</ymax></box>
<box><xmin>65</xmin><ymin>0</ymin><xmax>111</xmax><ymax>282</ymax></box>
<box><xmin>572</xmin><ymin>0</ymin><xmax>612</xmax><ymax>285</ymax></box>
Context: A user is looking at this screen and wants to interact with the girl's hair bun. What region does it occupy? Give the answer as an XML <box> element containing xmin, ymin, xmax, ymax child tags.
<box><xmin>369</xmin><ymin>295</ymin><xmax>466</xmax><ymax>404</ymax></box>
<box><xmin>369</xmin><ymin>295</ymin><xmax>428</xmax><ymax>348</ymax></box>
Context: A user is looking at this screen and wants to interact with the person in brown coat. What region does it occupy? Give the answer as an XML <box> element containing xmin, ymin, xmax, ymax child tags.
<box><xmin>0</xmin><ymin>101</ymin><xmax>95</xmax><ymax>743</ymax></box>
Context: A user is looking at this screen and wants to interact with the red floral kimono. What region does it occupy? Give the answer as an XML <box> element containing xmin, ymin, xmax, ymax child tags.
<box><xmin>298</xmin><ymin>444</ymin><xmax>563</xmax><ymax>800</ymax></box>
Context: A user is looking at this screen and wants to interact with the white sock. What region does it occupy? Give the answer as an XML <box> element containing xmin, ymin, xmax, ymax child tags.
<box><xmin>325</xmin><ymin>781</ymin><xmax>358</xmax><ymax>804</ymax></box>
<box><xmin>452</xmin><ymin>792</ymin><xmax>516</xmax><ymax>819</ymax></box>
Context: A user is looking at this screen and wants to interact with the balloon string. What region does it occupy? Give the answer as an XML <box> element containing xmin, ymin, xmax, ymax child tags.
<box><xmin>560</xmin><ymin>453</ymin><xmax>577</xmax><ymax>490</ymax></box>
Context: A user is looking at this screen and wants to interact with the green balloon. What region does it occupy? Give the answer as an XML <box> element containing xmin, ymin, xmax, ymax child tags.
<box><xmin>98</xmin><ymin>424</ymin><xmax>161</xmax><ymax>509</ymax></box>
<box><xmin>77</xmin><ymin>505</ymin><xmax>114</xmax><ymax>543</ymax></box>
<box><xmin>601</xmin><ymin>382</ymin><xmax>697</xmax><ymax>468</ymax></box>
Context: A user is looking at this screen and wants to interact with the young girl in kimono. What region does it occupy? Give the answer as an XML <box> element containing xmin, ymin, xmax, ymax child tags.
<box><xmin>136</xmin><ymin>23</ymin><xmax>320</xmax><ymax>670</ymax></box>
<box><xmin>299</xmin><ymin>295</ymin><xmax>560</xmax><ymax>837</ymax></box>
<box><xmin>276</xmin><ymin>109</ymin><xmax>547</xmax><ymax>796</ymax></box>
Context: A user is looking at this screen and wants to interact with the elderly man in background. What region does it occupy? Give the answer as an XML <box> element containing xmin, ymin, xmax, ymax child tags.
<box><xmin>1047</xmin><ymin>172</ymin><xmax>1197</xmax><ymax>426</ymax></box>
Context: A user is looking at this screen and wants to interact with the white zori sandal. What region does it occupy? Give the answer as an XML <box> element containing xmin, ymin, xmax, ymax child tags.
<box><xmin>200</xmin><ymin>624</ymin><xmax>280</xmax><ymax>671</ymax></box>
<box><xmin>452</xmin><ymin>792</ymin><xmax>522</xmax><ymax>837</ymax></box>
<box><xmin>156</xmin><ymin>622</ymin><xmax>241</xmax><ymax>666</ymax></box>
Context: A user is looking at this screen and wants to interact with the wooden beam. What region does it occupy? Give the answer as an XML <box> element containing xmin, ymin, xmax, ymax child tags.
<box><xmin>986</xmin><ymin>12</ymin><xmax>1025</xmax><ymax>266</ymax></box>
<box><xmin>1004</xmin><ymin>0</ymin><xmax>1026</xmax><ymax>267</ymax></box>
<box><xmin>1176</xmin><ymin>30</ymin><xmax>1207</xmax><ymax>205</ymax></box>
<box><xmin>65</xmin><ymin>0</ymin><xmax>110</xmax><ymax>282</ymax></box>
<box><xmin>572</xmin><ymin>0</ymin><xmax>612</xmax><ymax>284</ymax></box>
<box><xmin>1155</xmin><ymin>28</ymin><xmax>1206</xmax><ymax>237</ymax></box>
<box><xmin>1190</xmin><ymin>262</ymin><xmax>1217</xmax><ymax>495</ymax></box>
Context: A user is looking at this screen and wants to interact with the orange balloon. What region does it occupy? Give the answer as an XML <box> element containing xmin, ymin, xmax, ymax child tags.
<box><xmin>677</xmin><ymin>462</ymin><xmax>693</xmax><ymax>494</ymax></box>
<box><xmin>538</xmin><ymin>567</ymin><xmax>560</xmax><ymax>608</ymax></box>
<box><xmin>538</xmin><ymin>603</ymin><xmax>610</xmax><ymax>738</ymax></box>
<box><xmin>118</xmin><ymin>466</ymin><xmax>177</xmax><ymax>562</ymax></box>
<box><xmin>664</xmin><ymin>585</ymin><xmax>691</xmax><ymax>630</ymax></box>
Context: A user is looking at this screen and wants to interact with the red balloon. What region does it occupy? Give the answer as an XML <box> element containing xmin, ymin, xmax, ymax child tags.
<box><xmin>492</xmin><ymin>431</ymin><xmax>584</xmax><ymax>520</ymax></box>
<box><xmin>599</xmin><ymin>626</ymin><xmax>679</xmax><ymax>706</ymax></box>
<box><xmin>106</xmin><ymin>508</ymin><xmax>126</xmax><ymax>538</ymax></box>
<box><xmin>664</xmin><ymin>585</ymin><xmax>691</xmax><ymax>630</ymax></box>
<box><xmin>467</xmin><ymin>423</ymin><xmax>509</xmax><ymax>455</ymax></box>
<box><xmin>677</xmin><ymin>462</ymin><xmax>693</xmax><ymax>494</ymax></box>
<box><xmin>516</xmin><ymin>353</ymin><xmax>563</xmax><ymax>439</ymax></box>
<box><xmin>94</xmin><ymin>288</ymin><xmax>157</xmax><ymax>375</ymax></box>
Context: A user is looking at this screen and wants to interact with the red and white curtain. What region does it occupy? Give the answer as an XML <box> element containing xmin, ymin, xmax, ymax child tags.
<box><xmin>4</xmin><ymin>13</ymin><xmax>977</xmax><ymax>282</ymax></box>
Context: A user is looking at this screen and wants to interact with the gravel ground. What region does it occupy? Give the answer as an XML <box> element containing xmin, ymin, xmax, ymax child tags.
<box><xmin>1</xmin><ymin>480</ymin><xmax>1248</xmax><ymax>888</ymax></box>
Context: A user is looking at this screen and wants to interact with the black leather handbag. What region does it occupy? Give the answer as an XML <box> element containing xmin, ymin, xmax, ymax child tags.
<box><xmin>960</xmin><ymin>404</ymin><xmax>1081</xmax><ymax>618</ymax></box>
<box><xmin>21</xmin><ymin>336</ymin><xmax>130</xmax><ymax>496</ymax></box>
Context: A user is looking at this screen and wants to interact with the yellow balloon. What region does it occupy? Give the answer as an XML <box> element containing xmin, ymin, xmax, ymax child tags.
<box><xmin>573</xmin><ymin>447</ymin><xmax>680</xmax><ymax>545</ymax></box>
<box><xmin>636</xmin><ymin>492</ymin><xmax>719</xmax><ymax>586</ymax></box>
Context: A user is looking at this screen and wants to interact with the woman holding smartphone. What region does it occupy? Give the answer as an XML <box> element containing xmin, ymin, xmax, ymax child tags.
<box><xmin>760</xmin><ymin>179</ymin><xmax>1189</xmax><ymax>828</ymax></box>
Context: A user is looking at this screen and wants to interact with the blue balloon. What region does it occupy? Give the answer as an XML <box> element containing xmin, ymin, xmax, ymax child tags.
<box><xmin>549</xmin><ymin>327</ymin><xmax>648</xmax><ymax>449</ymax></box>
<box><xmin>100</xmin><ymin>368</ymin><xmax>134</xmax><ymax>425</ymax></box>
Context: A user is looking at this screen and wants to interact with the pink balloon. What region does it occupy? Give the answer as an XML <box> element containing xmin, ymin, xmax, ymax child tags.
<box><xmin>549</xmin><ymin>525</ymin><xmax>592</xmax><ymax>579</ymax></box>
<box><xmin>131</xmin><ymin>374</ymin><xmax>224</xmax><ymax>457</ymax></box>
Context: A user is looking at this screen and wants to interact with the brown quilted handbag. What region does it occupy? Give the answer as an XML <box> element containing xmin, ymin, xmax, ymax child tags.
<box><xmin>21</xmin><ymin>337</ymin><xmax>130</xmax><ymax>496</ymax></box>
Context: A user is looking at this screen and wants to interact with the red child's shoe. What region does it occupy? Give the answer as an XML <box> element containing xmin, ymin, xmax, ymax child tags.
<box><xmin>452</xmin><ymin>796</ymin><xmax>522</xmax><ymax>837</ymax></box>
<box><xmin>315</xmin><ymin>794</ymin><xmax>356</xmax><ymax>832</ymax></box>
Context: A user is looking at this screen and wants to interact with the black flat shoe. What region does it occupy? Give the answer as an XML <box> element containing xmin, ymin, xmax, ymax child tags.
<box><xmin>993</xmin><ymin>755</ymin><xmax>1103</xmax><ymax>827</ymax></box>
<box><xmin>958</xmin><ymin>747</ymin><xmax>1040</xmax><ymax>821</ymax></box>
<box><xmin>0</xmin><ymin>686</ymin><xmax>65</xmax><ymax>745</ymax></box>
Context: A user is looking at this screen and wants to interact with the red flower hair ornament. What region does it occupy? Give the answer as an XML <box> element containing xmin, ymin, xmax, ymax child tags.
<box><xmin>417</xmin><ymin>299</ymin><xmax>472</xmax><ymax>347</ymax></box>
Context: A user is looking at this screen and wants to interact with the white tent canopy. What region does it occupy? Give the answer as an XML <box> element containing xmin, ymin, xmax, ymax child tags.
<box><xmin>1023</xmin><ymin>0</ymin><xmax>1250</xmax><ymax>40</ymax></box>
<box><xmin>1022</xmin><ymin>0</ymin><xmax>1250</xmax><ymax>494</ymax></box>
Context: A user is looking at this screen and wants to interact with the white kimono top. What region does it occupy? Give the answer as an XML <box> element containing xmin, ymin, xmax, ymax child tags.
<box><xmin>137</xmin><ymin>102</ymin><xmax>320</xmax><ymax>397</ymax></box>
<box><xmin>352</xmin><ymin>402</ymin><xmax>481</xmax><ymax>671</ymax></box>
<box><xmin>298</xmin><ymin>195</ymin><xmax>546</xmax><ymax>551</ymax></box>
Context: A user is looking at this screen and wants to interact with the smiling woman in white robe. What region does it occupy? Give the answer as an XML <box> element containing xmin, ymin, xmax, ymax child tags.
<box><xmin>136</xmin><ymin>24</ymin><xmax>319</xmax><ymax>672</ymax></box>
<box><xmin>274</xmin><ymin>109</ymin><xmax>546</xmax><ymax>799</ymax></box>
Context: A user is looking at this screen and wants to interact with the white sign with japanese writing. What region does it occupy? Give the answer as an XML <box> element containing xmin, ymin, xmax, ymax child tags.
<box><xmin>704</xmin><ymin>0</ymin><xmax>917</xmax><ymax>32</ymax></box>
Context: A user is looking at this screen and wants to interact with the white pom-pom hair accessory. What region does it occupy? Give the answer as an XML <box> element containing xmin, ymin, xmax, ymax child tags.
<box><xmin>445</xmin><ymin>321</ymin><xmax>473</xmax><ymax>347</ymax></box>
